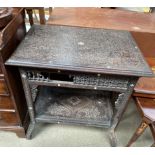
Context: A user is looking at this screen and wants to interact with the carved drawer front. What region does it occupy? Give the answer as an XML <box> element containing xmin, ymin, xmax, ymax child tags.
<box><xmin>0</xmin><ymin>111</ymin><xmax>18</xmax><ymax>126</ymax></box>
<box><xmin>0</xmin><ymin>78</ymin><xmax>9</xmax><ymax>96</ymax></box>
<box><xmin>73</xmin><ymin>74</ymin><xmax>130</xmax><ymax>89</ymax></box>
<box><xmin>0</xmin><ymin>96</ymin><xmax>14</xmax><ymax>110</ymax></box>
<box><xmin>26</xmin><ymin>70</ymin><xmax>130</xmax><ymax>91</ymax></box>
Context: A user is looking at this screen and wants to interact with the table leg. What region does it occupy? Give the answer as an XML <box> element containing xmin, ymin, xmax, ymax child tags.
<box><xmin>109</xmin><ymin>128</ymin><xmax>117</xmax><ymax>147</ymax></box>
<box><xmin>26</xmin><ymin>122</ymin><xmax>35</xmax><ymax>139</ymax></box>
<box><xmin>20</xmin><ymin>69</ymin><xmax>36</xmax><ymax>139</ymax></box>
<box><xmin>109</xmin><ymin>79</ymin><xmax>137</xmax><ymax>146</ymax></box>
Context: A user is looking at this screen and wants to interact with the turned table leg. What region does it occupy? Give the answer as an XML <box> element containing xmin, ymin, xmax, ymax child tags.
<box><xmin>127</xmin><ymin>121</ymin><xmax>148</xmax><ymax>147</ymax></box>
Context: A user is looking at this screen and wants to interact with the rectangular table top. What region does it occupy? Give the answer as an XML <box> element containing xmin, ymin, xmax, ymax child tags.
<box><xmin>5</xmin><ymin>25</ymin><xmax>152</xmax><ymax>77</ymax></box>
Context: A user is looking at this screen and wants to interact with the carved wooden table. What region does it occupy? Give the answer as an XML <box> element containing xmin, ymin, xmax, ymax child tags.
<box><xmin>5</xmin><ymin>25</ymin><xmax>152</xmax><ymax>146</ymax></box>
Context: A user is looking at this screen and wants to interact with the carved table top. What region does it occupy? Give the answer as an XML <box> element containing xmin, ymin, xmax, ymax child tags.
<box><xmin>5</xmin><ymin>25</ymin><xmax>152</xmax><ymax>77</ymax></box>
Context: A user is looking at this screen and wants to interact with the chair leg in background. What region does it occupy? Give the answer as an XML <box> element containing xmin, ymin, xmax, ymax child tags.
<box><xmin>150</xmin><ymin>123</ymin><xmax>155</xmax><ymax>147</ymax></box>
<box><xmin>127</xmin><ymin>121</ymin><xmax>148</xmax><ymax>147</ymax></box>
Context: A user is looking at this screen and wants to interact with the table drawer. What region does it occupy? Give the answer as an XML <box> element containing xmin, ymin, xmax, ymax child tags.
<box><xmin>0</xmin><ymin>96</ymin><xmax>14</xmax><ymax>109</ymax></box>
<box><xmin>26</xmin><ymin>70</ymin><xmax>130</xmax><ymax>91</ymax></box>
<box><xmin>0</xmin><ymin>78</ymin><xmax>9</xmax><ymax>96</ymax></box>
<box><xmin>0</xmin><ymin>111</ymin><xmax>18</xmax><ymax>126</ymax></box>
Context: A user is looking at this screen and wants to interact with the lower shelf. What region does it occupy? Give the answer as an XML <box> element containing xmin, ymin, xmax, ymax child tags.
<box><xmin>35</xmin><ymin>86</ymin><xmax>113</xmax><ymax>128</ymax></box>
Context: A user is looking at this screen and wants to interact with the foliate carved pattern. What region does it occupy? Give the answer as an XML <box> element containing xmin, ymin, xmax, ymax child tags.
<box><xmin>46</xmin><ymin>102</ymin><xmax>105</xmax><ymax>121</ymax></box>
<box><xmin>73</xmin><ymin>75</ymin><xmax>129</xmax><ymax>89</ymax></box>
<box><xmin>114</xmin><ymin>93</ymin><xmax>125</xmax><ymax>107</ymax></box>
<box><xmin>25</xmin><ymin>70</ymin><xmax>130</xmax><ymax>90</ymax></box>
<box><xmin>30</xmin><ymin>85</ymin><xmax>38</xmax><ymax>102</ymax></box>
<box><xmin>36</xmin><ymin>87</ymin><xmax>113</xmax><ymax>123</ymax></box>
<box><xmin>110</xmin><ymin>79</ymin><xmax>138</xmax><ymax>130</ymax></box>
<box><xmin>9</xmin><ymin>25</ymin><xmax>151</xmax><ymax>76</ymax></box>
<box><xmin>114</xmin><ymin>81</ymin><xmax>136</xmax><ymax>108</ymax></box>
<box><xmin>27</xmin><ymin>71</ymin><xmax>49</xmax><ymax>82</ymax></box>
<box><xmin>20</xmin><ymin>70</ymin><xmax>35</xmax><ymax>123</ymax></box>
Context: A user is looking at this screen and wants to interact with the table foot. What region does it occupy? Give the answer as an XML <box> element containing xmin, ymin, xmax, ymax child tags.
<box><xmin>109</xmin><ymin>129</ymin><xmax>117</xmax><ymax>147</ymax></box>
<box><xmin>26</xmin><ymin>122</ymin><xmax>35</xmax><ymax>139</ymax></box>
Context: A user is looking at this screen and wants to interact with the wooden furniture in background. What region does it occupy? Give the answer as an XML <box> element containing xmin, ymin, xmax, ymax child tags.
<box><xmin>25</xmin><ymin>7</ymin><xmax>53</xmax><ymax>26</ymax></box>
<box><xmin>26</xmin><ymin>7</ymin><xmax>46</xmax><ymax>25</ymax></box>
<box><xmin>131</xmin><ymin>32</ymin><xmax>155</xmax><ymax>68</ymax></box>
<box><xmin>47</xmin><ymin>8</ymin><xmax>155</xmax><ymax>69</ymax></box>
<box><xmin>127</xmin><ymin>76</ymin><xmax>155</xmax><ymax>146</ymax></box>
<box><xmin>0</xmin><ymin>8</ymin><xmax>13</xmax><ymax>29</ymax></box>
<box><xmin>0</xmin><ymin>8</ymin><xmax>28</xmax><ymax>137</ymax></box>
<box><xmin>47</xmin><ymin>8</ymin><xmax>155</xmax><ymax>33</ymax></box>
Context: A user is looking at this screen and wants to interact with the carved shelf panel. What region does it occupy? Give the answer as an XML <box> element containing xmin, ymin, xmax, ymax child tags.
<box><xmin>35</xmin><ymin>86</ymin><xmax>113</xmax><ymax>127</ymax></box>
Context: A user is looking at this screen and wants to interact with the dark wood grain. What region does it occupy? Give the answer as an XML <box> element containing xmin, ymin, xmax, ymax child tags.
<box><xmin>26</xmin><ymin>7</ymin><xmax>46</xmax><ymax>25</ymax></box>
<box><xmin>26</xmin><ymin>9</ymin><xmax>33</xmax><ymax>26</ymax></box>
<box><xmin>0</xmin><ymin>111</ymin><xmax>18</xmax><ymax>126</ymax></box>
<box><xmin>0</xmin><ymin>96</ymin><xmax>14</xmax><ymax>109</ymax></box>
<box><xmin>0</xmin><ymin>66</ymin><xmax>2</xmax><ymax>74</ymax></box>
<box><xmin>0</xmin><ymin>78</ymin><xmax>9</xmax><ymax>96</ymax></box>
<box><xmin>0</xmin><ymin>8</ymin><xmax>24</xmax><ymax>49</ymax></box>
<box><xmin>0</xmin><ymin>8</ymin><xmax>29</xmax><ymax>138</ymax></box>
<box><xmin>0</xmin><ymin>8</ymin><xmax>13</xmax><ymax>29</ymax></box>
